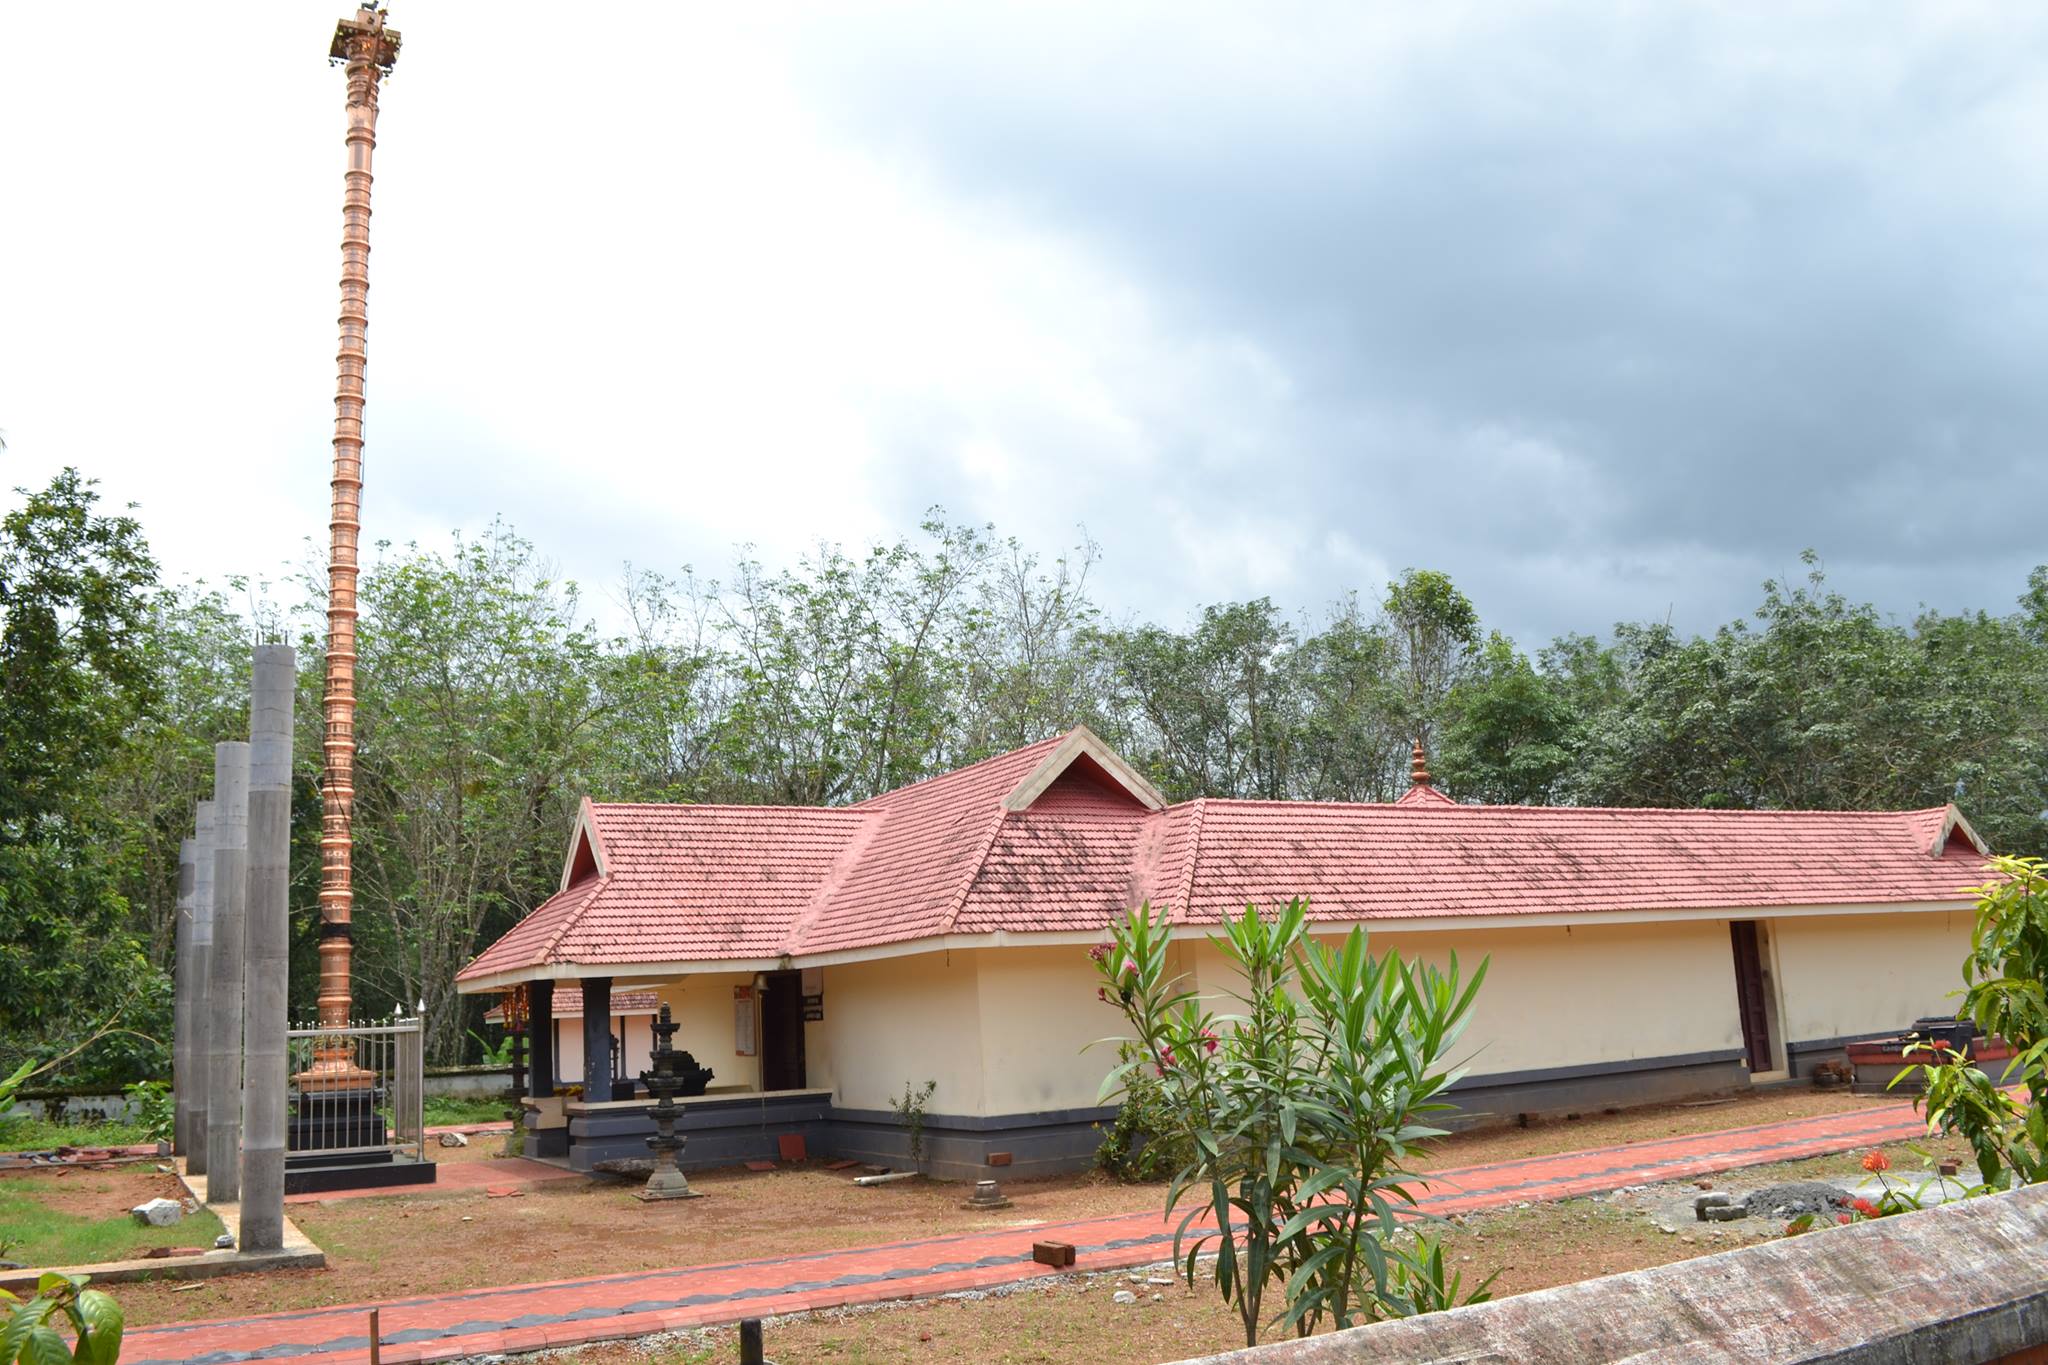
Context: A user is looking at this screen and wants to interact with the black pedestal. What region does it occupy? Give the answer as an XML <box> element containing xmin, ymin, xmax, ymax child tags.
<box><xmin>283</xmin><ymin>1149</ymin><xmax>437</xmax><ymax>1194</ymax></box>
<box><xmin>282</xmin><ymin>1087</ymin><xmax>437</xmax><ymax>1194</ymax></box>
<box><xmin>287</xmin><ymin>1087</ymin><xmax>388</xmax><ymax>1152</ymax></box>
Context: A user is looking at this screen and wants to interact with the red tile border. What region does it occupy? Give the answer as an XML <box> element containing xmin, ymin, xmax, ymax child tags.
<box><xmin>124</xmin><ymin>1099</ymin><xmax>1939</xmax><ymax>1365</ymax></box>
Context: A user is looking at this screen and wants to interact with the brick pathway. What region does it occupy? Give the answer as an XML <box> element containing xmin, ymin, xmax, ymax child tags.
<box><xmin>124</xmin><ymin>1099</ymin><xmax>1929</xmax><ymax>1365</ymax></box>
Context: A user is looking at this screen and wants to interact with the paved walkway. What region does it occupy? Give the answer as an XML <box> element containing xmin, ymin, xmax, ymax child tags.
<box><xmin>125</xmin><ymin>1100</ymin><xmax>1929</xmax><ymax>1365</ymax></box>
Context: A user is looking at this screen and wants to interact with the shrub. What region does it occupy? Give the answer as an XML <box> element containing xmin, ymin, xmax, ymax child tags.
<box><xmin>1900</xmin><ymin>856</ymin><xmax>2048</xmax><ymax>1190</ymax></box>
<box><xmin>888</xmin><ymin>1080</ymin><xmax>938</xmax><ymax>1172</ymax></box>
<box><xmin>122</xmin><ymin>1081</ymin><xmax>172</xmax><ymax>1147</ymax></box>
<box><xmin>1</xmin><ymin>1271</ymin><xmax>124</xmax><ymax>1364</ymax></box>
<box><xmin>1094</xmin><ymin>1044</ymin><xmax>1193</xmax><ymax>1183</ymax></box>
<box><xmin>1092</xmin><ymin>898</ymin><xmax>1491</xmax><ymax>1346</ymax></box>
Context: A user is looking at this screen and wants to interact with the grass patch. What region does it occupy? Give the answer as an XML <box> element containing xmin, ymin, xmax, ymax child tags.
<box><xmin>422</xmin><ymin>1095</ymin><xmax>512</xmax><ymax>1128</ymax></box>
<box><xmin>0</xmin><ymin>1179</ymin><xmax>223</xmax><ymax>1268</ymax></box>
<box><xmin>0</xmin><ymin>1117</ymin><xmax>152</xmax><ymax>1152</ymax></box>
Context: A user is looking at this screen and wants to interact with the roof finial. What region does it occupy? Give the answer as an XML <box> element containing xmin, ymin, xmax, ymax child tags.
<box><xmin>1410</xmin><ymin>737</ymin><xmax>1432</xmax><ymax>789</ymax></box>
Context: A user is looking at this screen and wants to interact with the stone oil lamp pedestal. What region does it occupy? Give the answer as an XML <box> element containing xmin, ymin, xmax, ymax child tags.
<box><xmin>636</xmin><ymin>1005</ymin><xmax>704</xmax><ymax>1202</ymax></box>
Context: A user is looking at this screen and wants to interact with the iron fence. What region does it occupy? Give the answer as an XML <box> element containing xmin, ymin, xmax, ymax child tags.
<box><xmin>285</xmin><ymin>1015</ymin><xmax>425</xmax><ymax>1163</ymax></box>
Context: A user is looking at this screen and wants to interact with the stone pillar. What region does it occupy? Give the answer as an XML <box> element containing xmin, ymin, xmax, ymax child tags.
<box><xmin>580</xmin><ymin>977</ymin><xmax>613</xmax><ymax>1103</ymax></box>
<box><xmin>172</xmin><ymin>836</ymin><xmax>197</xmax><ymax>1157</ymax></box>
<box><xmin>206</xmin><ymin>742</ymin><xmax>250</xmax><ymax>1203</ymax></box>
<box><xmin>241</xmin><ymin>646</ymin><xmax>294</xmax><ymax>1251</ymax></box>
<box><xmin>528</xmin><ymin>981</ymin><xmax>555</xmax><ymax>1100</ymax></box>
<box><xmin>187</xmin><ymin>800</ymin><xmax>217</xmax><ymax>1175</ymax></box>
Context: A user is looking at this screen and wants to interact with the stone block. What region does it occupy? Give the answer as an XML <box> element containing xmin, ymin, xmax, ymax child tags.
<box><xmin>131</xmin><ymin>1198</ymin><xmax>183</xmax><ymax>1227</ymax></box>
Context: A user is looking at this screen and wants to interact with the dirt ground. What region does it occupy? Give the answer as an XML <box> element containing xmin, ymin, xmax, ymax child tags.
<box><xmin>1417</xmin><ymin>1085</ymin><xmax>1906</xmax><ymax>1168</ymax></box>
<box><xmin>114</xmin><ymin>1084</ymin><xmax>1923</xmax><ymax>1330</ymax></box>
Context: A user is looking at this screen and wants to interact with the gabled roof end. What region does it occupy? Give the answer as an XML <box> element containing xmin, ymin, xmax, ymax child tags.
<box><xmin>1933</xmin><ymin>804</ymin><xmax>1989</xmax><ymax>858</ymax></box>
<box><xmin>1002</xmin><ymin>725</ymin><xmax>1165</xmax><ymax>813</ymax></box>
<box><xmin>561</xmin><ymin>797</ymin><xmax>606</xmax><ymax>891</ymax></box>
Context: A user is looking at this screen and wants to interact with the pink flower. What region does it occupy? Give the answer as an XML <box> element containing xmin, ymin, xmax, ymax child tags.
<box><xmin>1088</xmin><ymin>943</ymin><xmax>1111</xmax><ymax>964</ymax></box>
<box><xmin>1200</xmin><ymin>1028</ymin><xmax>1219</xmax><ymax>1055</ymax></box>
<box><xmin>1158</xmin><ymin>1044</ymin><xmax>1176</xmax><ymax>1070</ymax></box>
<box><xmin>1119</xmin><ymin>957</ymin><xmax>1138</xmax><ymax>978</ymax></box>
<box><xmin>1095</xmin><ymin>987</ymin><xmax>1111</xmax><ymax>1004</ymax></box>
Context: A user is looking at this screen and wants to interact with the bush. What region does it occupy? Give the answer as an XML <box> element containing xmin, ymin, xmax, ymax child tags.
<box><xmin>1092</xmin><ymin>899</ymin><xmax>1492</xmax><ymax>1346</ymax></box>
<box><xmin>1</xmin><ymin>1271</ymin><xmax>124</xmax><ymax>1364</ymax></box>
<box><xmin>123</xmin><ymin>1081</ymin><xmax>171</xmax><ymax>1147</ymax></box>
<box><xmin>1903</xmin><ymin>856</ymin><xmax>2048</xmax><ymax>1190</ymax></box>
<box><xmin>1094</xmin><ymin>1044</ymin><xmax>1193</xmax><ymax>1183</ymax></box>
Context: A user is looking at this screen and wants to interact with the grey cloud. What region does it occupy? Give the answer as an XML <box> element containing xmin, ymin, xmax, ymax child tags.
<box><xmin>777</xmin><ymin>2</ymin><xmax>2048</xmax><ymax>644</ymax></box>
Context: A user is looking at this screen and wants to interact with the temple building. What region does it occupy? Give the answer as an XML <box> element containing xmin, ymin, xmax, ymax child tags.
<box><xmin>456</xmin><ymin>727</ymin><xmax>1991</xmax><ymax>1178</ymax></box>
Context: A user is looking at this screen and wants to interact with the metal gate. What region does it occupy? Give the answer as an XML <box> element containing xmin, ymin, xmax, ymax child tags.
<box><xmin>284</xmin><ymin>1015</ymin><xmax>426</xmax><ymax>1163</ymax></box>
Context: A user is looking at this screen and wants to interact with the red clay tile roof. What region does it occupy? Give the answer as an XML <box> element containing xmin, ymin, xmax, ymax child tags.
<box><xmin>457</xmin><ymin>728</ymin><xmax>1994</xmax><ymax>986</ymax></box>
<box><xmin>483</xmin><ymin>988</ymin><xmax>658</xmax><ymax>1022</ymax></box>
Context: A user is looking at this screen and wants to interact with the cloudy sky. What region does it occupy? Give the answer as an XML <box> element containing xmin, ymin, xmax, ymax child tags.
<box><xmin>3</xmin><ymin>2</ymin><xmax>2043</xmax><ymax>646</ymax></box>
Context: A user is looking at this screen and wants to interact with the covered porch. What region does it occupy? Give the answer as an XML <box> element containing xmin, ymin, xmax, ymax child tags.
<box><xmin>494</xmin><ymin>969</ymin><xmax>825</xmax><ymax>1169</ymax></box>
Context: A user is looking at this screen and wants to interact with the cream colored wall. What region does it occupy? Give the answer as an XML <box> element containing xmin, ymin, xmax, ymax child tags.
<box><xmin>784</xmin><ymin>910</ymin><xmax>1971</xmax><ymax>1117</ymax></box>
<box><xmin>549</xmin><ymin>1013</ymin><xmax>655</xmax><ymax>1085</ymax></box>
<box><xmin>975</xmin><ymin>944</ymin><xmax>1165</xmax><ymax>1114</ymax></box>
<box><xmin>820</xmin><ymin>952</ymin><xmax>988</xmax><ymax>1114</ymax></box>
<box><xmin>1187</xmin><ymin>919</ymin><xmax>1744</xmax><ymax>1078</ymax></box>
<box><xmin>1770</xmin><ymin>911</ymin><xmax>1972</xmax><ymax>1042</ymax></box>
<box><xmin>653</xmin><ymin>973</ymin><xmax>761</xmax><ymax>1092</ymax></box>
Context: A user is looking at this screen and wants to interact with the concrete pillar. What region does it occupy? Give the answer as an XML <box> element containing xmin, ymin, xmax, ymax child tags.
<box><xmin>172</xmin><ymin>836</ymin><xmax>198</xmax><ymax>1157</ymax></box>
<box><xmin>240</xmin><ymin>646</ymin><xmax>294</xmax><ymax>1251</ymax></box>
<box><xmin>528</xmin><ymin>981</ymin><xmax>555</xmax><ymax>1100</ymax></box>
<box><xmin>206</xmin><ymin>742</ymin><xmax>250</xmax><ymax>1203</ymax></box>
<box><xmin>187</xmin><ymin>800</ymin><xmax>217</xmax><ymax>1175</ymax></box>
<box><xmin>581</xmin><ymin>977</ymin><xmax>613</xmax><ymax>1103</ymax></box>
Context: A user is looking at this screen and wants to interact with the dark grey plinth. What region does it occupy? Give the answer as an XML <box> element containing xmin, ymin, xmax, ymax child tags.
<box><xmin>567</xmin><ymin>1091</ymin><xmax>833</xmax><ymax>1172</ymax></box>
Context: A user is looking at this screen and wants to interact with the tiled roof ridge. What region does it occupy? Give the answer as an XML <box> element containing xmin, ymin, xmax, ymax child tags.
<box><xmin>784</xmin><ymin>808</ymin><xmax>890</xmax><ymax>954</ymax></box>
<box><xmin>1184</xmin><ymin>797</ymin><xmax>1956</xmax><ymax>819</ymax></box>
<box><xmin>848</xmin><ymin>732</ymin><xmax>1067</xmax><ymax>809</ymax></box>
<box><xmin>591</xmin><ymin>800</ymin><xmax>873</xmax><ymax>816</ymax></box>
<box><xmin>940</xmin><ymin>807</ymin><xmax>1015</xmax><ymax>937</ymax></box>
<box><xmin>535</xmin><ymin>876</ymin><xmax>603</xmax><ymax>970</ymax></box>
<box><xmin>1171</xmin><ymin>797</ymin><xmax>1208</xmax><ymax>924</ymax></box>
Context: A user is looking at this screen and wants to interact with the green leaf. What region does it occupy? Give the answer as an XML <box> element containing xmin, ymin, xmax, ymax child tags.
<box><xmin>19</xmin><ymin>1325</ymin><xmax>71</xmax><ymax>1365</ymax></box>
<box><xmin>72</xmin><ymin>1291</ymin><xmax>122</xmax><ymax>1365</ymax></box>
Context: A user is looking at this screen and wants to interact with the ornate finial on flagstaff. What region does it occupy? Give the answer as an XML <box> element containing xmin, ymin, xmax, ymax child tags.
<box><xmin>1410</xmin><ymin>737</ymin><xmax>1432</xmax><ymax>789</ymax></box>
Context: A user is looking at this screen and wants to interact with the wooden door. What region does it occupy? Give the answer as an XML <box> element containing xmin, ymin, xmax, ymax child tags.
<box><xmin>1729</xmin><ymin>920</ymin><xmax>1773</xmax><ymax>1073</ymax></box>
<box><xmin>759</xmin><ymin>970</ymin><xmax>807</xmax><ymax>1091</ymax></box>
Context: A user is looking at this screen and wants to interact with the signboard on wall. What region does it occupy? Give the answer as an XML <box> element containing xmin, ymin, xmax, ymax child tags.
<box><xmin>733</xmin><ymin>985</ymin><xmax>757</xmax><ymax>1057</ymax></box>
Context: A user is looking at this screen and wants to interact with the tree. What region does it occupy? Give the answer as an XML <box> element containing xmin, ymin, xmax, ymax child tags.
<box><xmin>337</xmin><ymin>524</ymin><xmax>632</xmax><ymax>1061</ymax></box>
<box><xmin>1287</xmin><ymin>597</ymin><xmax>1410</xmax><ymax>802</ymax></box>
<box><xmin>1565</xmin><ymin>554</ymin><xmax>2048</xmax><ymax>855</ymax></box>
<box><xmin>0</xmin><ymin>470</ymin><xmax>161</xmax><ymax>1066</ymax></box>
<box><xmin>1379</xmin><ymin>569</ymin><xmax>1479</xmax><ymax>746</ymax></box>
<box><xmin>1096</xmin><ymin>600</ymin><xmax>1300</xmax><ymax>800</ymax></box>
<box><xmin>1437</xmin><ymin>633</ymin><xmax>1580</xmax><ymax>805</ymax></box>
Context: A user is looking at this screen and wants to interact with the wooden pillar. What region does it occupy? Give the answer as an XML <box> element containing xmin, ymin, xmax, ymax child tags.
<box><xmin>580</xmin><ymin>977</ymin><xmax>613</xmax><ymax>1103</ymax></box>
<box><xmin>527</xmin><ymin>981</ymin><xmax>554</xmax><ymax>1100</ymax></box>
